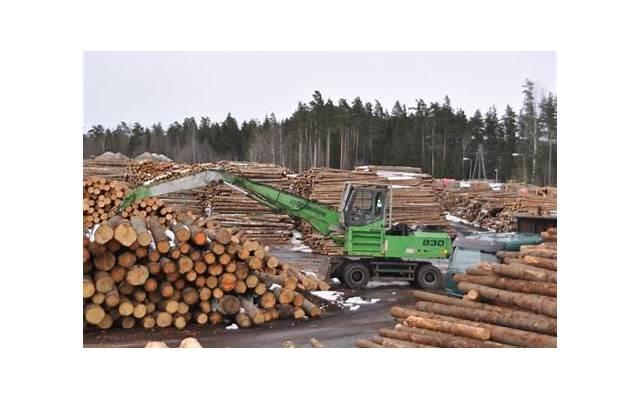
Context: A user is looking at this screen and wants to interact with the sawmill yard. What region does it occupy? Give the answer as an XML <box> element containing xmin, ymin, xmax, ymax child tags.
<box><xmin>83</xmin><ymin>152</ymin><xmax>557</xmax><ymax>348</ymax></box>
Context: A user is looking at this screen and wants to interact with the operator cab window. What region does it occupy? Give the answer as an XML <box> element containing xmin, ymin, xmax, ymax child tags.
<box><xmin>346</xmin><ymin>189</ymin><xmax>385</xmax><ymax>226</ymax></box>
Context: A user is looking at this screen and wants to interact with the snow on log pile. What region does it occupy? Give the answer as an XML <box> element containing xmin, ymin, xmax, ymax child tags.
<box><xmin>291</xmin><ymin>166</ymin><xmax>448</xmax><ymax>255</ymax></box>
<box><xmin>356</xmin><ymin>228</ymin><xmax>557</xmax><ymax>348</ymax></box>
<box><xmin>441</xmin><ymin>184</ymin><xmax>556</xmax><ymax>231</ymax></box>
<box><xmin>83</xmin><ymin>213</ymin><xmax>325</xmax><ymax>331</ymax></box>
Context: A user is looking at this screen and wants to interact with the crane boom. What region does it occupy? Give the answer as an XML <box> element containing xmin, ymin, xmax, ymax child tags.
<box><xmin>121</xmin><ymin>169</ymin><xmax>343</xmax><ymax>241</ymax></box>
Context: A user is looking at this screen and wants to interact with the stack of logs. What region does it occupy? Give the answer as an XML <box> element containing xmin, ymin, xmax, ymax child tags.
<box><xmin>292</xmin><ymin>166</ymin><xmax>448</xmax><ymax>255</ymax></box>
<box><xmin>123</xmin><ymin>161</ymin><xmax>297</xmax><ymax>245</ymax></box>
<box><xmin>83</xmin><ymin>152</ymin><xmax>131</xmax><ymax>181</ymax></box>
<box><xmin>356</xmin><ymin>228</ymin><xmax>557</xmax><ymax>348</ymax></box>
<box><xmin>83</xmin><ymin>213</ymin><xmax>324</xmax><ymax>331</ymax></box>
<box><xmin>83</xmin><ymin>177</ymin><xmax>173</xmax><ymax>230</ymax></box>
<box><xmin>442</xmin><ymin>186</ymin><xmax>557</xmax><ymax>231</ymax></box>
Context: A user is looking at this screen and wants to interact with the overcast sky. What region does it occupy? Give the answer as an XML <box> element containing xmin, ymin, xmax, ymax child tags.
<box><xmin>83</xmin><ymin>52</ymin><xmax>556</xmax><ymax>131</ymax></box>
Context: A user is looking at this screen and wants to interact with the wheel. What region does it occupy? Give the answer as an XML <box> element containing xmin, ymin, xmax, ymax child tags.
<box><xmin>414</xmin><ymin>264</ymin><xmax>443</xmax><ymax>290</ymax></box>
<box><xmin>342</xmin><ymin>263</ymin><xmax>371</xmax><ymax>289</ymax></box>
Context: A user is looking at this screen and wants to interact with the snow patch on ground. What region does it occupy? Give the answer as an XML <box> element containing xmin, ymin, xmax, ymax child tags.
<box><xmin>226</xmin><ymin>324</ymin><xmax>238</xmax><ymax>330</ymax></box>
<box><xmin>311</xmin><ymin>290</ymin><xmax>343</xmax><ymax>302</ymax></box>
<box><xmin>311</xmin><ymin>291</ymin><xmax>380</xmax><ymax>311</ymax></box>
<box><xmin>345</xmin><ymin>296</ymin><xmax>380</xmax><ymax>305</ymax></box>
<box><xmin>366</xmin><ymin>280</ymin><xmax>410</xmax><ymax>288</ymax></box>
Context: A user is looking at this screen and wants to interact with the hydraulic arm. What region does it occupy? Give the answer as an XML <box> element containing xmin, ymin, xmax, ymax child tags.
<box><xmin>121</xmin><ymin>169</ymin><xmax>344</xmax><ymax>242</ymax></box>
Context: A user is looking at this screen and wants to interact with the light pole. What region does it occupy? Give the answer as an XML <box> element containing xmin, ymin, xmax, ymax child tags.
<box><xmin>512</xmin><ymin>153</ymin><xmax>526</xmax><ymax>184</ymax></box>
<box><xmin>494</xmin><ymin>168</ymin><xmax>499</xmax><ymax>183</ymax></box>
<box><xmin>462</xmin><ymin>157</ymin><xmax>471</xmax><ymax>180</ymax></box>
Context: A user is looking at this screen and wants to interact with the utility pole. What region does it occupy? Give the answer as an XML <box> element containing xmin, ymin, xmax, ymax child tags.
<box><xmin>462</xmin><ymin>157</ymin><xmax>471</xmax><ymax>180</ymax></box>
<box><xmin>512</xmin><ymin>153</ymin><xmax>526</xmax><ymax>184</ymax></box>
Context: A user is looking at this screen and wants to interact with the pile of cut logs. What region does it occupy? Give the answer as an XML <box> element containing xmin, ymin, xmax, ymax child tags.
<box><xmin>356</xmin><ymin>228</ymin><xmax>557</xmax><ymax>348</ymax></box>
<box><xmin>83</xmin><ymin>153</ymin><xmax>131</xmax><ymax>181</ymax></box>
<box><xmin>442</xmin><ymin>186</ymin><xmax>557</xmax><ymax>231</ymax></box>
<box><xmin>122</xmin><ymin>161</ymin><xmax>297</xmax><ymax>245</ymax></box>
<box><xmin>83</xmin><ymin>213</ymin><xmax>324</xmax><ymax>331</ymax></box>
<box><xmin>83</xmin><ymin>177</ymin><xmax>173</xmax><ymax>230</ymax></box>
<box><xmin>292</xmin><ymin>166</ymin><xmax>447</xmax><ymax>254</ymax></box>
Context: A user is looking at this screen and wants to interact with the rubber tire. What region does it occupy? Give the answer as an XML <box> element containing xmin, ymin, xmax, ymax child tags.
<box><xmin>414</xmin><ymin>265</ymin><xmax>443</xmax><ymax>290</ymax></box>
<box><xmin>342</xmin><ymin>263</ymin><xmax>371</xmax><ymax>290</ymax></box>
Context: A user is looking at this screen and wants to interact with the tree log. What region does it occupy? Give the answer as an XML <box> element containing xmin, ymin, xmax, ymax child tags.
<box><xmin>373</xmin><ymin>334</ymin><xmax>428</xmax><ymax>348</ymax></box>
<box><xmin>169</xmin><ymin>221</ymin><xmax>191</xmax><ymax>243</ymax></box>
<box><xmin>522</xmin><ymin>255</ymin><xmax>557</xmax><ymax>271</ymax></box>
<box><xmin>356</xmin><ymin>339</ymin><xmax>384</xmax><ymax>348</ymax></box>
<box><xmin>235</xmin><ymin>312</ymin><xmax>252</xmax><ymax>328</ymax></box>
<box><xmin>240</xmin><ymin>298</ymin><xmax>265</xmax><ymax>325</ymax></box>
<box><xmin>392</xmin><ymin>306</ymin><xmax>556</xmax><ymax>347</ymax></box>
<box><xmin>114</xmin><ymin>220</ymin><xmax>137</xmax><ymax>247</ymax></box>
<box><xmin>453</xmin><ymin>274</ymin><xmax>557</xmax><ymax>297</ymax></box>
<box><xmin>85</xmin><ymin>304</ymin><xmax>105</xmax><ymax>325</ymax></box>
<box><xmin>475</xmin><ymin>262</ymin><xmax>557</xmax><ymax>283</ymax></box>
<box><xmin>259</xmin><ymin>291</ymin><xmax>277</xmax><ymax>309</ymax></box>
<box><xmin>219</xmin><ymin>295</ymin><xmax>241</xmax><ymax>315</ymax></box>
<box><xmin>83</xmin><ymin>277</ymin><xmax>95</xmax><ymax>298</ymax></box>
<box><xmin>130</xmin><ymin>216</ymin><xmax>152</xmax><ymax>246</ymax></box>
<box><xmin>456</xmin><ymin>282</ymin><xmax>557</xmax><ymax>317</ymax></box>
<box><xmin>404</xmin><ymin>315</ymin><xmax>490</xmax><ymax>340</ymax></box>
<box><xmin>126</xmin><ymin>265</ymin><xmax>149</xmax><ymax>286</ymax></box>
<box><xmin>148</xmin><ymin>217</ymin><xmax>170</xmax><ymax>253</ymax></box>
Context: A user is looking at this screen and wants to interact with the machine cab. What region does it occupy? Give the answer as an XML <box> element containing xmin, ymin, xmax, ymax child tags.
<box><xmin>338</xmin><ymin>183</ymin><xmax>390</xmax><ymax>228</ymax></box>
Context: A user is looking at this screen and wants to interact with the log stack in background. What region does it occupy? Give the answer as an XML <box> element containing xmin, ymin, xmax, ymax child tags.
<box><xmin>356</xmin><ymin>228</ymin><xmax>557</xmax><ymax>348</ymax></box>
<box><xmin>441</xmin><ymin>183</ymin><xmax>557</xmax><ymax>231</ymax></box>
<box><xmin>82</xmin><ymin>152</ymin><xmax>131</xmax><ymax>181</ymax></box>
<box><xmin>122</xmin><ymin>160</ymin><xmax>297</xmax><ymax>245</ymax></box>
<box><xmin>291</xmin><ymin>166</ymin><xmax>448</xmax><ymax>255</ymax></box>
<box><xmin>83</xmin><ymin>213</ymin><xmax>324</xmax><ymax>331</ymax></box>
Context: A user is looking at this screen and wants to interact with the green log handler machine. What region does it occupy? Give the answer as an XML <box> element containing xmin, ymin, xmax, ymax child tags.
<box><xmin>120</xmin><ymin>168</ymin><xmax>452</xmax><ymax>290</ymax></box>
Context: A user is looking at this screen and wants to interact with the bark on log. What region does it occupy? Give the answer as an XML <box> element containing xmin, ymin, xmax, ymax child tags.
<box><xmin>453</xmin><ymin>274</ymin><xmax>557</xmax><ymax>297</ymax></box>
<box><xmin>520</xmin><ymin>246</ymin><xmax>557</xmax><ymax>259</ymax></box>
<box><xmin>356</xmin><ymin>339</ymin><xmax>384</xmax><ymax>348</ymax></box>
<box><xmin>476</xmin><ymin>262</ymin><xmax>557</xmax><ymax>283</ymax></box>
<box><xmin>414</xmin><ymin>299</ymin><xmax>557</xmax><ymax>335</ymax></box>
<box><xmin>393</xmin><ymin>324</ymin><xmax>506</xmax><ymax>348</ymax></box>
<box><xmin>390</xmin><ymin>306</ymin><xmax>556</xmax><ymax>347</ymax></box>
<box><xmin>302</xmin><ymin>298</ymin><xmax>321</xmax><ymax>317</ymax></box>
<box><xmin>522</xmin><ymin>255</ymin><xmax>557</xmax><ymax>271</ymax></box>
<box><xmin>130</xmin><ymin>217</ymin><xmax>152</xmax><ymax>246</ymax></box>
<box><xmin>404</xmin><ymin>315</ymin><xmax>491</xmax><ymax>340</ymax></box>
<box><xmin>456</xmin><ymin>282</ymin><xmax>557</xmax><ymax>317</ymax></box>
<box><xmin>148</xmin><ymin>217</ymin><xmax>170</xmax><ymax>253</ymax></box>
<box><xmin>373</xmin><ymin>333</ymin><xmax>429</xmax><ymax>348</ymax></box>
<box><xmin>240</xmin><ymin>298</ymin><xmax>265</xmax><ymax>325</ymax></box>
